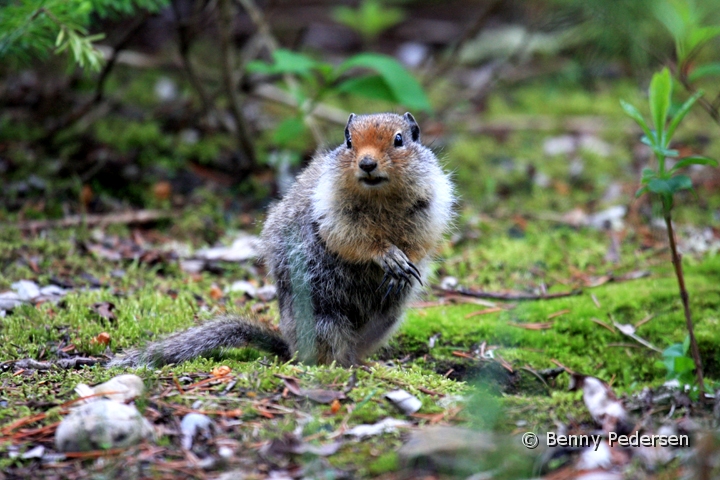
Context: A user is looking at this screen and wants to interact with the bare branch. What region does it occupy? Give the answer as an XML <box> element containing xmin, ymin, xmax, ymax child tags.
<box><xmin>218</xmin><ymin>0</ymin><xmax>256</xmax><ymax>167</ymax></box>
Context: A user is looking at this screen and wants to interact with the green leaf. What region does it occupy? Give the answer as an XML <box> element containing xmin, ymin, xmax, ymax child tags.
<box><xmin>635</xmin><ymin>185</ymin><xmax>649</xmax><ymax>198</ymax></box>
<box><xmin>336</xmin><ymin>75</ymin><xmax>396</xmax><ymax>103</ymax></box>
<box><xmin>245</xmin><ymin>60</ymin><xmax>274</xmax><ymax>75</ymax></box>
<box><xmin>332</xmin><ymin>0</ymin><xmax>404</xmax><ymax>41</ymax></box>
<box><xmin>647</xmin><ymin>178</ymin><xmax>672</xmax><ymax>195</ymax></box>
<box><xmin>646</xmin><ymin>175</ymin><xmax>692</xmax><ymax>196</ymax></box>
<box><xmin>663</xmin><ymin>343</ymin><xmax>685</xmax><ymax>359</ymax></box>
<box><xmin>687</xmin><ymin>26</ymin><xmax>720</xmax><ymax>54</ymax></box>
<box><xmin>673</xmin><ymin>356</ymin><xmax>695</xmax><ymax>374</ymax></box>
<box><xmin>620</xmin><ymin>100</ymin><xmax>653</xmax><ymax>140</ymax></box>
<box><xmin>688</xmin><ymin>62</ymin><xmax>720</xmax><ymax>82</ymax></box>
<box><xmin>56</xmin><ymin>28</ymin><xmax>65</xmax><ymax>47</ymax></box>
<box><xmin>641</xmin><ymin>136</ymin><xmax>678</xmax><ymax>158</ymax></box>
<box><xmin>649</xmin><ymin>68</ymin><xmax>672</xmax><ymax>141</ymax></box>
<box><xmin>667</xmin><ymin>174</ymin><xmax>693</xmax><ymax>193</ymax></box>
<box><xmin>641</xmin><ymin>167</ymin><xmax>657</xmax><ymax>183</ymax></box>
<box><xmin>654</xmin><ymin>1</ymin><xmax>687</xmax><ymax>57</ymax></box>
<box><xmin>248</xmin><ymin>49</ymin><xmax>320</xmax><ymax>78</ymax></box>
<box><xmin>272</xmin><ymin>117</ymin><xmax>309</xmax><ymax>148</ymax></box>
<box><xmin>272</xmin><ymin>49</ymin><xmax>320</xmax><ymax>77</ymax></box>
<box><xmin>670</xmin><ymin>155</ymin><xmax>719</xmax><ymax>173</ymax></box>
<box><xmin>337</xmin><ymin>53</ymin><xmax>432</xmax><ymax>112</ymax></box>
<box><xmin>666</xmin><ymin>90</ymin><xmax>703</xmax><ymax>143</ymax></box>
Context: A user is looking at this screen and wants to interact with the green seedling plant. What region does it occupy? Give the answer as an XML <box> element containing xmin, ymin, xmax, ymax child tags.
<box><xmin>248</xmin><ymin>49</ymin><xmax>431</xmax><ymax>151</ymax></box>
<box><xmin>332</xmin><ymin>0</ymin><xmax>405</xmax><ymax>44</ymax></box>
<box><xmin>655</xmin><ymin>0</ymin><xmax>720</xmax><ymax>123</ymax></box>
<box><xmin>621</xmin><ymin>67</ymin><xmax>718</xmax><ymax>396</ymax></box>
<box><xmin>657</xmin><ymin>336</ymin><xmax>696</xmax><ymax>387</ymax></box>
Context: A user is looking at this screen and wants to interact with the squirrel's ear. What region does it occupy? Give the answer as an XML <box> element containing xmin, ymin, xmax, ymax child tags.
<box><xmin>345</xmin><ymin>113</ymin><xmax>356</xmax><ymax>148</ymax></box>
<box><xmin>403</xmin><ymin>112</ymin><xmax>420</xmax><ymax>142</ymax></box>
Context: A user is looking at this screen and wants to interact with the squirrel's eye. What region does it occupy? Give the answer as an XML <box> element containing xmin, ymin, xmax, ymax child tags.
<box><xmin>394</xmin><ymin>133</ymin><xmax>403</xmax><ymax>147</ymax></box>
<box><xmin>345</xmin><ymin>129</ymin><xmax>352</xmax><ymax>149</ymax></box>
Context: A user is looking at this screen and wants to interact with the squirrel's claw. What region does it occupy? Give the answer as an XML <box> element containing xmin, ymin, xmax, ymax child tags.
<box><xmin>376</xmin><ymin>246</ymin><xmax>423</xmax><ymax>300</ymax></box>
<box><xmin>377</xmin><ymin>273</ymin><xmax>391</xmax><ymax>292</ymax></box>
<box><xmin>407</xmin><ymin>262</ymin><xmax>423</xmax><ymax>285</ymax></box>
<box><xmin>382</xmin><ymin>281</ymin><xmax>396</xmax><ymax>303</ymax></box>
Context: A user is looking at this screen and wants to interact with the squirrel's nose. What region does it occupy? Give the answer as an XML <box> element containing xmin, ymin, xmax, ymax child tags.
<box><xmin>359</xmin><ymin>157</ymin><xmax>377</xmax><ymax>173</ymax></box>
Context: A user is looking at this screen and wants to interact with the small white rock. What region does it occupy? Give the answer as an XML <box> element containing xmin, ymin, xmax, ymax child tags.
<box><xmin>39</xmin><ymin>285</ymin><xmax>67</xmax><ymax>296</ymax></box>
<box><xmin>218</xmin><ymin>445</ymin><xmax>234</xmax><ymax>459</ymax></box>
<box><xmin>579</xmin><ymin>134</ymin><xmax>612</xmax><ymax>157</ymax></box>
<box><xmin>75</xmin><ymin>374</ymin><xmax>145</xmax><ymax>403</ymax></box>
<box><xmin>587</xmin><ymin>205</ymin><xmax>626</xmax><ymax>231</ymax></box>
<box><xmin>11</xmin><ymin>280</ymin><xmax>40</xmax><ymax>301</ymax></box>
<box><xmin>256</xmin><ymin>284</ymin><xmax>277</xmax><ymax>301</ymax></box>
<box><xmin>180</xmin><ymin>259</ymin><xmax>205</xmax><ymax>274</ymax></box>
<box><xmin>180</xmin><ymin>413</ymin><xmax>216</xmax><ymax>450</ymax></box>
<box><xmin>543</xmin><ymin>135</ymin><xmax>575</xmax><ymax>156</ymax></box>
<box><xmin>55</xmin><ymin>400</ymin><xmax>154</xmax><ymax>452</ymax></box>
<box><xmin>345</xmin><ymin>418</ymin><xmax>411</xmax><ymax>439</ymax></box>
<box><xmin>0</xmin><ymin>291</ymin><xmax>23</xmax><ymax>310</ymax></box>
<box><xmin>21</xmin><ymin>445</ymin><xmax>45</xmax><ymax>459</ymax></box>
<box><xmin>196</xmin><ymin>235</ymin><xmax>259</xmax><ymax>262</ymax></box>
<box><xmin>225</xmin><ymin>280</ymin><xmax>257</xmax><ymax>297</ymax></box>
<box><xmin>385</xmin><ymin>389</ymin><xmax>423</xmax><ymax>415</ymax></box>
<box><xmin>440</xmin><ymin>276</ymin><xmax>458</xmax><ymax>290</ymax></box>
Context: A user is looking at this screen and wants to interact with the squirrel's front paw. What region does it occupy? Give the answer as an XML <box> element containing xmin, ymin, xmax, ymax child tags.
<box><xmin>375</xmin><ymin>246</ymin><xmax>422</xmax><ymax>300</ymax></box>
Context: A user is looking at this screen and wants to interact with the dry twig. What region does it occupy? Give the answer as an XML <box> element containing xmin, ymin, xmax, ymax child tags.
<box><xmin>435</xmin><ymin>286</ymin><xmax>582</xmax><ymax>301</ymax></box>
<box><xmin>10</xmin><ymin>209</ymin><xmax>172</xmax><ymax>231</ymax></box>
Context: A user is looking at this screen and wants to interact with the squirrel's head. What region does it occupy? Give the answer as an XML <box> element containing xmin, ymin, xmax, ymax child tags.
<box><xmin>336</xmin><ymin>112</ymin><xmax>423</xmax><ymax>194</ymax></box>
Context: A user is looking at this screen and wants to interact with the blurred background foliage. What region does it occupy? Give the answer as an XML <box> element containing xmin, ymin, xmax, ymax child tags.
<box><xmin>0</xmin><ymin>0</ymin><xmax>719</xmax><ymax>218</ymax></box>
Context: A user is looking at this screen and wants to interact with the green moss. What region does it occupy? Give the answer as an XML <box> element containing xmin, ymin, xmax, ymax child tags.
<box><xmin>367</xmin><ymin>451</ymin><xmax>400</xmax><ymax>475</ymax></box>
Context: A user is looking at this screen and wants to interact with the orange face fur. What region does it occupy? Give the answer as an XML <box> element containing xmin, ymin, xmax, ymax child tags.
<box><xmin>334</xmin><ymin>113</ymin><xmax>418</xmax><ymax>197</ymax></box>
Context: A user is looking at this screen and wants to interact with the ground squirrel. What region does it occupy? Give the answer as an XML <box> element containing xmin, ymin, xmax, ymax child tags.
<box><xmin>109</xmin><ymin>112</ymin><xmax>455</xmax><ymax>368</ymax></box>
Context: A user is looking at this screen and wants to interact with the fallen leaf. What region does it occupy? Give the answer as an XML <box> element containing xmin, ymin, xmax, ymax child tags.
<box><xmin>92</xmin><ymin>332</ymin><xmax>111</xmax><ymax>346</ymax></box>
<box><xmin>465</xmin><ymin>307</ymin><xmax>503</xmax><ymax>318</ymax></box>
<box><xmin>209</xmin><ymin>285</ymin><xmax>223</xmax><ymax>301</ymax></box>
<box><xmin>212</xmin><ymin>366</ymin><xmax>231</xmax><ymax>377</ymax></box>
<box><xmin>508</xmin><ymin>322</ymin><xmax>554</xmax><ymax>330</ymax></box>
<box><xmin>547</xmin><ymin>309</ymin><xmax>570</xmax><ymax>319</ymax></box>
<box><xmin>91</xmin><ymin>302</ymin><xmax>116</xmax><ymax>323</ymax></box>
<box><xmin>275</xmin><ymin>374</ymin><xmax>346</xmax><ymax>404</ymax></box>
<box><xmin>590</xmin><ymin>318</ymin><xmax>616</xmax><ymax>334</ymax></box>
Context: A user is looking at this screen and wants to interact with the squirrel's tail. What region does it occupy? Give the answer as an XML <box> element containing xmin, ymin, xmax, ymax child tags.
<box><xmin>107</xmin><ymin>316</ymin><xmax>291</xmax><ymax>368</ymax></box>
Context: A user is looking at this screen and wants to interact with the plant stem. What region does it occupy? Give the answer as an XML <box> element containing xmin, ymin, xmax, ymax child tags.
<box><xmin>172</xmin><ymin>0</ymin><xmax>213</xmax><ymax>117</ymax></box>
<box><xmin>663</xmin><ymin>211</ymin><xmax>705</xmax><ymax>396</ymax></box>
<box><xmin>234</xmin><ymin>0</ymin><xmax>324</xmax><ymax>144</ymax></box>
<box><xmin>218</xmin><ymin>0</ymin><xmax>257</xmax><ymax>169</ymax></box>
<box><xmin>676</xmin><ymin>67</ymin><xmax>720</xmax><ymax>126</ymax></box>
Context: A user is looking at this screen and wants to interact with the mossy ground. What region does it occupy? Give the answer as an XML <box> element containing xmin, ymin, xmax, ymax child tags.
<box><xmin>1</xmin><ymin>78</ymin><xmax>719</xmax><ymax>478</ymax></box>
